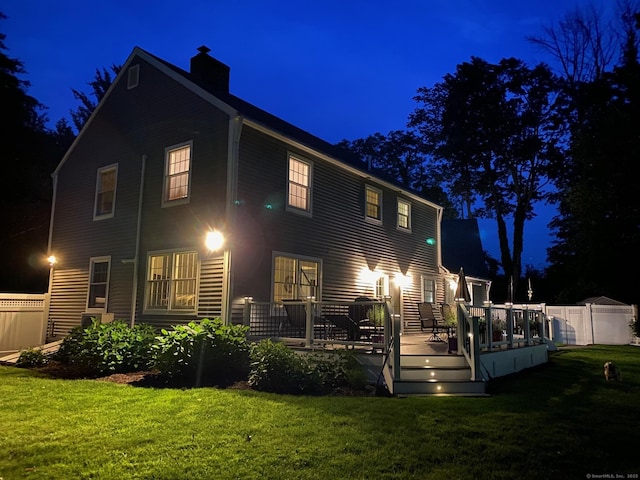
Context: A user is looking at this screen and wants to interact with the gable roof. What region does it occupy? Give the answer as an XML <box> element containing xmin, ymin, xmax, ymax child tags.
<box><xmin>53</xmin><ymin>46</ymin><xmax>442</xmax><ymax>212</ymax></box>
<box><xmin>579</xmin><ymin>296</ymin><xmax>629</xmax><ymax>306</ymax></box>
<box><xmin>441</xmin><ymin>219</ymin><xmax>489</xmax><ymax>279</ymax></box>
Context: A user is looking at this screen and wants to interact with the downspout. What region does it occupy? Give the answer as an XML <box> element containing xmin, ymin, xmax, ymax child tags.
<box><xmin>222</xmin><ymin>114</ymin><xmax>243</xmax><ymax>324</ymax></box>
<box><xmin>45</xmin><ymin>173</ymin><xmax>58</xmax><ymax>333</ymax></box>
<box><xmin>129</xmin><ymin>154</ymin><xmax>147</xmax><ymax>327</ymax></box>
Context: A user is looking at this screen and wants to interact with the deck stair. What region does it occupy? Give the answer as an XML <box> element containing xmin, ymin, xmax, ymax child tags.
<box><xmin>385</xmin><ymin>354</ymin><xmax>487</xmax><ymax>396</ymax></box>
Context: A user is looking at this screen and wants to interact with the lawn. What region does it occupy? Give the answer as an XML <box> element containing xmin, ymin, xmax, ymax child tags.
<box><xmin>1</xmin><ymin>345</ymin><xmax>638</xmax><ymax>479</ymax></box>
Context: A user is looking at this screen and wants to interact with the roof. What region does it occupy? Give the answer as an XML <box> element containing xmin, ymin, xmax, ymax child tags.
<box><xmin>139</xmin><ymin>47</ymin><xmax>442</xmax><ymax>210</ymax></box>
<box><xmin>441</xmin><ymin>219</ymin><xmax>489</xmax><ymax>279</ymax></box>
<box><xmin>579</xmin><ymin>296</ymin><xmax>629</xmax><ymax>306</ymax></box>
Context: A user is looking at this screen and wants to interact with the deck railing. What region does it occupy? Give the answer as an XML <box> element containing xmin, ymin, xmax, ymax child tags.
<box><xmin>242</xmin><ymin>298</ymin><xmax>392</xmax><ymax>350</ymax></box>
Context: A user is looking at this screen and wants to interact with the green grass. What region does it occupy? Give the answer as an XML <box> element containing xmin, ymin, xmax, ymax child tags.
<box><xmin>1</xmin><ymin>345</ymin><xmax>639</xmax><ymax>479</ymax></box>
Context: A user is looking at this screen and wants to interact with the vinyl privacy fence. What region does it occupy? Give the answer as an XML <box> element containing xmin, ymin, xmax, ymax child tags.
<box><xmin>0</xmin><ymin>293</ymin><xmax>48</xmax><ymax>354</ymax></box>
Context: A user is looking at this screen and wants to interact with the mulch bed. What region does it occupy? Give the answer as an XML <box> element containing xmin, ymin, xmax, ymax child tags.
<box><xmin>29</xmin><ymin>361</ymin><xmax>379</xmax><ymax>395</ymax></box>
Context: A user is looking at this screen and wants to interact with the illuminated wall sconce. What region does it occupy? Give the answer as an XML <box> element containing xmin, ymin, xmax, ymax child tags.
<box><xmin>205</xmin><ymin>230</ymin><xmax>224</xmax><ymax>251</ymax></box>
<box><xmin>47</xmin><ymin>255</ymin><xmax>57</xmax><ymax>267</ymax></box>
<box><xmin>394</xmin><ymin>272</ymin><xmax>412</xmax><ymax>289</ymax></box>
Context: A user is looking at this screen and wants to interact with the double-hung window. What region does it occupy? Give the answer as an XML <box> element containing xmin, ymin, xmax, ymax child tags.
<box><xmin>94</xmin><ymin>164</ymin><xmax>117</xmax><ymax>220</ymax></box>
<box><xmin>365</xmin><ymin>185</ymin><xmax>382</xmax><ymax>223</ymax></box>
<box><xmin>273</xmin><ymin>254</ymin><xmax>320</xmax><ymax>302</ymax></box>
<box><xmin>87</xmin><ymin>257</ymin><xmax>111</xmax><ymax>310</ymax></box>
<box><xmin>163</xmin><ymin>141</ymin><xmax>192</xmax><ymax>206</ymax></box>
<box><xmin>287</xmin><ymin>154</ymin><xmax>312</xmax><ymax>214</ymax></box>
<box><xmin>422</xmin><ymin>276</ymin><xmax>436</xmax><ymax>304</ymax></box>
<box><xmin>397</xmin><ymin>199</ymin><xmax>411</xmax><ymax>231</ymax></box>
<box><xmin>146</xmin><ymin>251</ymin><xmax>198</xmax><ymax>313</ymax></box>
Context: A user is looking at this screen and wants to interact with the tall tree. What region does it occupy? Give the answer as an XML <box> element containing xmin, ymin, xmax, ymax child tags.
<box><xmin>337</xmin><ymin>130</ymin><xmax>457</xmax><ymax>217</ymax></box>
<box><xmin>409</xmin><ymin>58</ymin><xmax>567</xmax><ymax>290</ymax></box>
<box><xmin>546</xmin><ymin>12</ymin><xmax>640</xmax><ymax>304</ymax></box>
<box><xmin>70</xmin><ymin>64</ymin><xmax>121</xmax><ymax>133</ymax></box>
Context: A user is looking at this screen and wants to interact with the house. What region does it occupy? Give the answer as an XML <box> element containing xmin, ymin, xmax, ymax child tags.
<box><xmin>45</xmin><ymin>46</ymin><xmax>449</xmax><ymax>337</ymax></box>
<box><xmin>440</xmin><ymin>218</ymin><xmax>491</xmax><ymax>307</ymax></box>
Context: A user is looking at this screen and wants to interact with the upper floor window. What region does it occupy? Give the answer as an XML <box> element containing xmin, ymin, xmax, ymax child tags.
<box><xmin>273</xmin><ymin>254</ymin><xmax>320</xmax><ymax>302</ymax></box>
<box><xmin>163</xmin><ymin>142</ymin><xmax>192</xmax><ymax>206</ymax></box>
<box><xmin>94</xmin><ymin>164</ymin><xmax>117</xmax><ymax>220</ymax></box>
<box><xmin>397</xmin><ymin>199</ymin><xmax>411</xmax><ymax>231</ymax></box>
<box><xmin>287</xmin><ymin>154</ymin><xmax>312</xmax><ymax>214</ymax></box>
<box><xmin>145</xmin><ymin>250</ymin><xmax>198</xmax><ymax>313</ymax></box>
<box><xmin>87</xmin><ymin>257</ymin><xmax>111</xmax><ymax>310</ymax></box>
<box><xmin>127</xmin><ymin>64</ymin><xmax>140</xmax><ymax>89</ymax></box>
<box><xmin>365</xmin><ymin>185</ymin><xmax>382</xmax><ymax>223</ymax></box>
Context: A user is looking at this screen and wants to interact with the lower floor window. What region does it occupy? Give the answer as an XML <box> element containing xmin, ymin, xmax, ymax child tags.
<box><xmin>87</xmin><ymin>257</ymin><xmax>110</xmax><ymax>309</ymax></box>
<box><xmin>273</xmin><ymin>254</ymin><xmax>320</xmax><ymax>302</ymax></box>
<box><xmin>146</xmin><ymin>251</ymin><xmax>198</xmax><ymax>312</ymax></box>
<box><xmin>422</xmin><ymin>276</ymin><xmax>436</xmax><ymax>303</ymax></box>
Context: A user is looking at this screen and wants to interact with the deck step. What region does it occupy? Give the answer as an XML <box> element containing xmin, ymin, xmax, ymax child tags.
<box><xmin>384</xmin><ymin>354</ymin><xmax>486</xmax><ymax>396</ymax></box>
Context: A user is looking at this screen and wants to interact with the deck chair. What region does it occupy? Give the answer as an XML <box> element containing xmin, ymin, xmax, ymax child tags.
<box><xmin>323</xmin><ymin>314</ymin><xmax>360</xmax><ymax>341</ymax></box>
<box><xmin>281</xmin><ymin>300</ymin><xmax>329</xmax><ymax>339</ymax></box>
<box><xmin>280</xmin><ymin>300</ymin><xmax>306</xmax><ymax>336</ymax></box>
<box><xmin>418</xmin><ymin>302</ymin><xmax>445</xmax><ymax>342</ymax></box>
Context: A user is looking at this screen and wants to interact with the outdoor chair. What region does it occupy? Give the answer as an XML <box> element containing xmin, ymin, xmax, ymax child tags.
<box><xmin>323</xmin><ymin>314</ymin><xmax>361</xmax><ymax>341</ymax></box>
<box><xmin>418</xmin><ymin>302</ymin><xmax>446</xmax><ymax>342</ymax></box>
<box><xmin>280</xmin><ymin>300</ymin><xmax>330</xmax><ymax>339</ymax></box>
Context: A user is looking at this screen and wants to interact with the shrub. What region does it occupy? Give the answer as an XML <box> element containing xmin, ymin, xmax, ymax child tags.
<box><xmin>54</xmin><ymin>319</ymin><xmax>156</xmax><ymax>375</ymax></box>
<box><xmin>248</xmin><ymin>340</ymin><xmax>308</xmax><ymax>394</ymax></box>
<box><xmin>152</xmin><ymin>318</ymin><xmax>250</xmax><ymax>386</ymax></box>
<box><xmin>248</xmin><ymin>341</ymin><xmax>369</xmax><ymax>395</ymax></box>
<box><xmin>16</xmin><ymin>348</ymin><xmax>48</xmax><ymax>368</ymax></box>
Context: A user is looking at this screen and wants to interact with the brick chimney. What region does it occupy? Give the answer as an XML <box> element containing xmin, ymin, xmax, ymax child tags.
<box><xmin>190</xmin><ymin>45</ymin><xmax>230</xmax><ymax>94</ymax></box>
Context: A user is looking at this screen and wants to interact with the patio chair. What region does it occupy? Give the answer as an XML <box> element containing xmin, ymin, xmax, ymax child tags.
<box><xmin>323</xmin><ymin>314</ymin><xmax>361</xmax><ymax>341</ymax></box>
<box><xmin>418</xmin><ymin>302</ymin><xmax>446</xmax><ymax>342</ymax></box>
<box><xmin>281</xmin><ymin>300</ymin><xmax>329</xmax><ymax>339</ymax></box>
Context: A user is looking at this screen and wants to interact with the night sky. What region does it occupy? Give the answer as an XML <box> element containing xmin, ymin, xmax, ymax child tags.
<box><xmin>4</xmin><ymin>0</ymin><xmax>608</xmax><ymax>269</ymax></box>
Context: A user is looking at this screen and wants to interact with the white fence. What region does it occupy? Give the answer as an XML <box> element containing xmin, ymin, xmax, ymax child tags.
<box><xmin>547</xmin><ymin>303</ymin><xmax>636</xmax><ymax>345</ymax></box>
<box><xmin>0</xmin><ymin>293</ymin><xmax>48</xmax><ymax>354</ymax></box>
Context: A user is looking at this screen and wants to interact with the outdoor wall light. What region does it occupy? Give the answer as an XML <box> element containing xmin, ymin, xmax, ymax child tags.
<box><xmin>394</xmin><ymin>273</ymin><xmax>412</xmax><ymax>289</ymax></box>
<box><xmin>205</xmin><ymin>230</ymin><xmax>224</xmax><ymax>251</ymax></box>
<box><xmin>47</xmin><ymin>255</ymin><xmax>57</xmax><ymax>267</ymax></box>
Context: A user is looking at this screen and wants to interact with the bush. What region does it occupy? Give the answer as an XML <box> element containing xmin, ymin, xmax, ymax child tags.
<box><xmin>248</xmin><ymin>341</ymin><xmax>369</xmax><ymax>395</ymax></box>
<box><xmin>54</xmin><ymin>319</ymin><xmax>156</xmax><ymax>375</ymax></box>
<box><xmin>152</xmin><ymin>318</ymin><xmax>250</xmax><ymax>386</ymax></box>
<box><xmin>16</xmin><ymin>348</ymin><xmax>48</xmax><ymax>368</ymax></box>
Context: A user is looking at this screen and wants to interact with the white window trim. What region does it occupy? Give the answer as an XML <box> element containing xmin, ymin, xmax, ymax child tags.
<box><xmin>375</xmin><ymin>274</ymin><xmax>390</xmax><ymax>299</ymax></box>
<box><xmin>127</xmin><ymin>64</ymin><xmax>140</xmax><ymax>89</ymax></box>
<box><xmin>365</xmin><ymin>184</ymin><xmax>383</xmax><ymax>224</ymax></box>
<box><xmin>397</xmin><ymin>198</ymin><xmax>412</xmax><ymax>232</ymax></box>
<box><xmin>421</xmin><ymin>275</ymin><xmax>437</xmax><ymax>304</ymax></box>
<box><xmin>162</xmin><ymin>140</ymin><xmax>193</xmax><ymax>208</ymax></box>
<box><xmin>286</xmin><ymin>153</ymin><xmax>313</xmax><ymax>217</ymax></box>
<box><xmin>85</xmin><ymin>256</ymin><xmax>111</xmax><ymax>313</ymax></box>
<box><xmin>93</xmin><ymin>164</ymin><xmax>118</xmax><ymax>220</ymax></box>
<box><xmin>272</xmin><ymin>251</ymin><xmax>322</xmax><ymax>302</ymax></box>
<box><xmin>144</xmin><ymin>249</ymin><xmax>200</xmax><ymax>315</ymax></box>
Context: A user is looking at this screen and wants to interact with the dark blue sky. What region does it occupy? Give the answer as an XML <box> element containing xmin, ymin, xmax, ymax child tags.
<box><xmin>4</xmin><ymin>0</ymin><xmax>608</xmax><ymax>269</ymax></box>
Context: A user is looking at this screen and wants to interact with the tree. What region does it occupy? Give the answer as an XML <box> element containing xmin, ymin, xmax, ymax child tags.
<box><xmin>409</xmin><ymin>58</ymin><xmax>567</xmax><ymax>291</ymax></box>
<box><xmin>70</xmin><ymin>64</ymin><xmax>121</xmax><ymax>133</ymax></box>
<box><xmin>337</xmin><ymin>130</ymin><xmax>457</xmax><ymax>217</ymax></box>
<box><xmin>546</xmin><ymin>12</ymin><xmax>640</xmax><ymax>305</ymax></box>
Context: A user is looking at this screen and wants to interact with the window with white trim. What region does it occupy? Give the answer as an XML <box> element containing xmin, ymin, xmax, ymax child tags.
<box><xmin>163</xmin><ymin>142</ymin><xmax>192</xmax><ymax>206</ymax></box>
<box><xmin>94</xmin><ymin>164</ymin><xmax>117</xmax><ymax>219</ymax></box>
<box><xmin>287</xmin><ymin>154</ymin><xmax>312</xmax><ymax>214</ymax></box>
<box><xmin>375</xmin><ymin>274</ymin><xmax>389</xmax><ymax>299</ymax></box>
<box><xmin>397</xmin><ymin>199</ymin><xmax>411</xmax><ymax>231</ymax></box>
<box><xmin>273</xmin><ymin>254</ymin><xmax>320</xmax><ymax>302</ymax></box>
<box><xmin>365</xmin><ymin>185</ymin><xmax>382</xmax><ymax>222</ymax></box>
<box><xmin>127</xmin><ymin>64</ymin><xmax>140</xmax><ymax>89</ymax></box>
<box><xmin>422</xmin><ymin>276</ymin><xmax>436</xmax><ymax>303</ymax></box>
<box><xmin>87</xmin><ymin>257</ymin><xmax>110</xmax><ymax>310</ymax></box>
<box><xmin>145</xmin><ymin>251</ymin><xmax>198</xmax><ymax>312</ymax></box>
